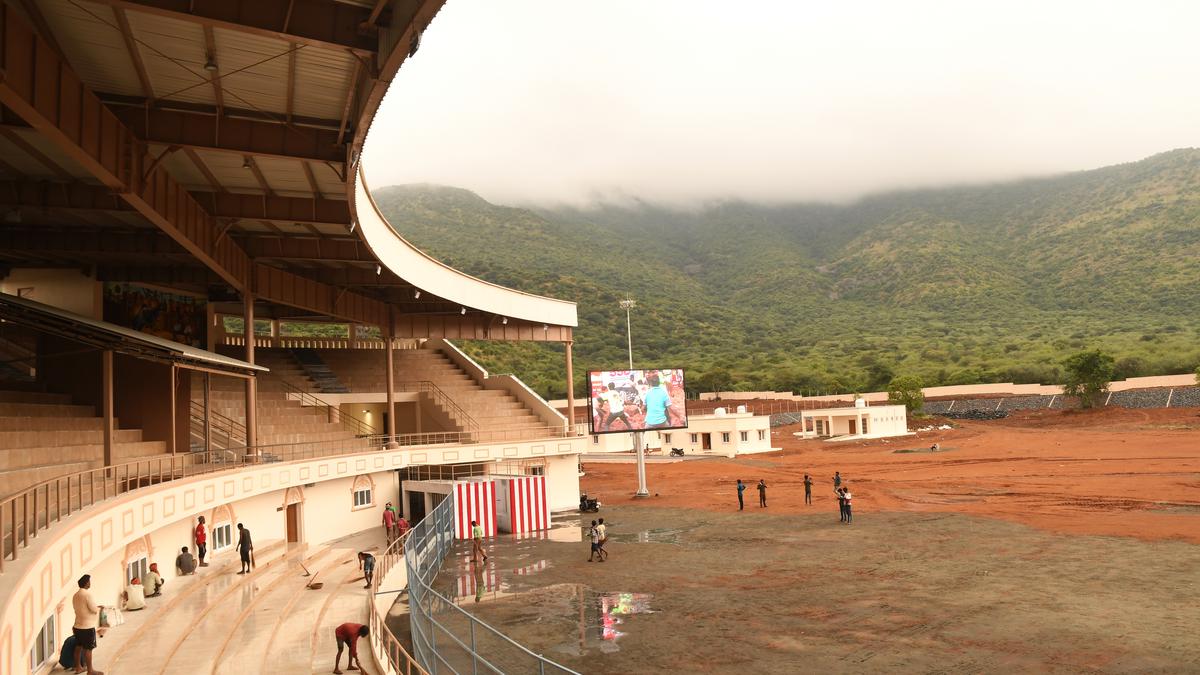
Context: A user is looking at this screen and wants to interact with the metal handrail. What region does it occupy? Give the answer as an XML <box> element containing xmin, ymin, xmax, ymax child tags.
<box><xmin>404</xmin><ymin>492</ymin><xmax>580</xmax><ymax>674</ymax></box>
<box><xmin>367</xmin><ymin>529</ymin><xmax>427</xmax><ymax>675</ymax></box>
<box><xmin>277</xmin><ymin>378</ymin><xmax>378</xmax><ymax>436</ymax></box>
<box><xmin>187</xmin><ymin>399</ymin><xmax>247</xmax><ymax>449</ymax></box>
<box><xmin>395</xmin><ymin>381</ymin><xmax>480</xmax><ymax>434</ymax></box>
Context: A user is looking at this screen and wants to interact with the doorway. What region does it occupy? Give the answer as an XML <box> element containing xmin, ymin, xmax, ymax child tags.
<box><xmin>408</xmin><ymin>490</ymin><xmax>426</xmax><ymax>522</ymax></box>
<box><xmin>286</xmin><ymin>503</ymin><xmax>301</xmax><ymax>543</ymax></box>
<box><xmin>701</xmin><ymin>433</ymin><xmax>712</xmax><ymax>450</ymax></box>
<box><xmin>848</xmin><ymin>419</ymin><xmax>857</xmax><ymax>435</ymax></box>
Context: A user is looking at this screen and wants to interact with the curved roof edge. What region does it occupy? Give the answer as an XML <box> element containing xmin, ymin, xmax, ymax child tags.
<box><xmin>351</xmin><ymin>165</ymin><xmax>578</xmax><ymax>327</ymax></box>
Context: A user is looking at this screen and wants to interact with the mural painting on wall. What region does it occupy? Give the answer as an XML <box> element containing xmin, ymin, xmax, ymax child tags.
<box><xmin>103</xmin><ymin>283</ymin><xmax>206</xmax><ymax>347</ymax></box>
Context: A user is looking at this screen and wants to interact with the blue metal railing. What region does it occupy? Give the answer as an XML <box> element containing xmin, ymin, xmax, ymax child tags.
<box><xmin>404</xmin><ymin>496</ymin><xmax>580</xmax><ymax>675</ymax></box>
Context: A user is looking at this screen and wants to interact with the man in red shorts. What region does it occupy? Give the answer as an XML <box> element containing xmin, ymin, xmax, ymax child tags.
<box><xmin>333</xmin><ymin>622</ymin><xmax>370</xmax><ymax>673</ymax></box>
<box><xmin>194</xmin><ymin>515</ymin><xmax>208</xmax><ymax>567</ymax></box>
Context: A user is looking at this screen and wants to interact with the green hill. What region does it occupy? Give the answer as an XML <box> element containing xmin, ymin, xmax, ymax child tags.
<box><xmin>370</xmin><ymin>150</ymin><xmax>1200</xmax><ymax>397</ymax></box>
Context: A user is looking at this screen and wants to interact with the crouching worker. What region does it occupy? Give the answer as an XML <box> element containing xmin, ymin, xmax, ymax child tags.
<box><xmin>333</xmin><ymin>622</ymin><xmax>370</xmax><ymax>674</ymax></box>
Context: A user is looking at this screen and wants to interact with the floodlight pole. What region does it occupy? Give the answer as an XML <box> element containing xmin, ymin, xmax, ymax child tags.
<box><xmin>620</xmin><ymin>299</ymin><xmax>649</xmax><ymax>498</ymax></box>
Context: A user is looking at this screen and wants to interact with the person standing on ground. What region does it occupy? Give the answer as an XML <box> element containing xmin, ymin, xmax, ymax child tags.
<box><xmin>176</xmin><ymin>546</ymin><xmax>197</xmax><ymax>575</ymax></box>
<box><xmin>471</xmin><ymin>520</ymin><xmax>488</xmax><ymax>562</ymax></box>
<box><xmin>71</xmin><ymin>575</ymin><xmax>103</xmax><ymax>675</ymax></box>
<box><xmin>587</xmin><ymin>520</ymin><xmax>603</xmax><ymax>562</ymax></box>
<box><xmin>236</xmin><ymin>523</ymin><xmax>254</xmax><ymax>574</ymax></box>
<box><xmin>195</xmin><ymin>515</ymin><xmax>208</xmax><ymax>567</ymax></box>
<box><xmin>833</xmin><ymin>472</ymin><xmax>842</xmax><ymax>489</ymax></box>
<box><xmin>382</xmin><ymin>504</ymin><xmax>396</xmax><ymax>545</ymax></box>
<box><xmin>332</xmin><ymin>622</ymin><xmax>369</xmax><ymax>674</ymax></box>
<box><xmin>757</xmin><ymin>479</ymin><xmax>768</xmax><ymax>508</ymax></box>
<box><xmin>842</xmin><ymin>486</ymin><xmax>853</xmax><ymax>524</ymax></box>
<box><xmin>804</xmin><ymin>474</ymin><xmax>813</xmax><ymax>505</ymax></box>
<box><xmin>736</xmin><ymin>479</ymin><xmax>746</xmax><ymax>511</ymax></box>
<box><xmin>835</xmin><ymin>487</ymin><xmax>846</xmax><ymax>522</ymax></box>
<box><xmin>358</xmin><ymin>551</ymin><xmax>376</xmax><ymax>589</ymax></box>
<box><xmin>596</xmin><ymin>518</ymin><xmax>609</xmax><ymax>560</ymax></box>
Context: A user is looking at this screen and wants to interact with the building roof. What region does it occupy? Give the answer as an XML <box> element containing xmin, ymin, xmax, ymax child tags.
<box><xmin>0</xmin><ymin>0</ymin><xmax>575</xmax><ymax>336</ymax></box>
<box><xmin>0</xmin><ymin>291</ymin><xmax>266</xmax><ymax>375</ymax></box>
<box><xmin>802</xmin><ymin>404</ymin><xmax>907</xmax><ymax>416</ymax></box>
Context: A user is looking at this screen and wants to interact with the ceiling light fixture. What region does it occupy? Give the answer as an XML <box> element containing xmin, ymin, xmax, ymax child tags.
<box><xmin>203</xmin><ymin>57</ymin><xmax>218</xmax><ymax>72</ymax></box>
<box><xmin>241</xmin><ymin>157</ymin><xmax>251</xmax><ymax>169</ymax></box>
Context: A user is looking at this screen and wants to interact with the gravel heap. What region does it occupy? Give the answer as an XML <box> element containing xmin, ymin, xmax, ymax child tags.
<box><xmin>1169</xmin><ymin>386</ymin><xmax>1200</xmax><ymax>407</ymax></box>
<box><xmin>1110</xmin><ymin>388</ymin><xmax>1171</xmax><ymax>408</ymax></box>
<box><xmin>939</xmin><ymin>409</ymin><xmax>1009</xmax><ymax>420</ymax></box>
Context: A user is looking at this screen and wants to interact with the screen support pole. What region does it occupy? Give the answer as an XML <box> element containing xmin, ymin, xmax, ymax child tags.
<box><xmin>634</xmin><ymin>431</ymin><xmax>649</xmax><ymax>497</ymax></box>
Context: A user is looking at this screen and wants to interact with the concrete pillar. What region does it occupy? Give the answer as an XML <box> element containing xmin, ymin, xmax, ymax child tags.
<box><xmin>243</xmin><ymin>293</ymin><xmax>258</xmax><ymax>456</ymax></box>
<box><xmin>423</xmin><ymin>491</ymin><xmax>433</xmax><ymax>518</ymax></box>
<box><xmin>565</xmin><ymin>340</ymin><xmax>575</xmax><ymax>434</ymax></box>
<box><xmin>826</xmin><ymin>415</ymin><xmax>833</xmax><ymax>438</ymax></box>
<box><xmin>102</xmin><ymin>350</ymin><xmax>114</xmax><ymax>467</ymax></box>
<box><xmin>169</xmin><ymin>364</ymin><xmax>177</xmax><ymax>454</ymax></box>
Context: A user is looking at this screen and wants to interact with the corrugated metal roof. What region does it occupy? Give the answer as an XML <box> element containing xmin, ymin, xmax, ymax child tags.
<box><xmin>126</xmin><ymin>10</ymin><xmax>212</xmax><ymax>106</ymax></box>
<box><xmin>0</xmin><ymin>292</ymin><xmax>267</xmax><ymax>374</ymax></box>
<box><xmin>255</xmin><ymin>157</ymin><xmax>310</xmax><ymax>197</ymax></box>
<box><xmin>198</xmin><ymin>151</ymin><xmax>262</xmax><ymax>193</ymax></box>
<box><xmin>210</xmin><ymin>27</ymin><xmax>291</xmax><ymax>116</ymax></box>
<box><xmin>293</xmin><ymin>48</ymin><xmax>359</xmax><ymax>121</ymax></box>
<box><xmin>39</xmin><ymin>0</ymin><xmax>145</xmax><ymax>97</ymax></box>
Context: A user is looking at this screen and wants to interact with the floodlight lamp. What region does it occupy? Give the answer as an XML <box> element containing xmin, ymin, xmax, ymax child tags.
<box><xmin>203</xmin><ymin>57</ymin><xmax>218</xmax><ymax>72</ymax></box>
<box><xmin>461</xmin><ymin>307</ymin><xmax>467</xmax><ymax>315</ymax></box>
<box><xmin>349</xmin><ymin>220</ymin><xmax>357</xmax><ymax>233</ymax></box>
<box><xmin>413</xmin><ymin>289</ymin><xmax>420</xmax><ymax>299</ymax></box>
<box><xmin>619</xmin><ymin>299</ymin><xmax>636</xmax><ymax>310</ymax></box>
<box><xmin>241</xmin><ymin>157</ymin><xmax>251</xmax><ymax>169</ymax></box>
<box><xmin>543</xmin><ymin>324</ymin><xmax>549</xmax><ymax>331</ymax></box>
<box><xmin>375</xmin><ymin>264</ymin><xmax>382</xmax><ymax>275</ymax></box>
<box><xmin>501</xmin><ymin>317</ymin><xmax>508</xmax><ymax>325</ymax></box>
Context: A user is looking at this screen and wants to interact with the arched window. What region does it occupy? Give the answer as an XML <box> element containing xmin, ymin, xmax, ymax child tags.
<box><xmin>210</xmin><ymin>504</ymin><xmax>236</xmax><ymax>552</ymax></box>
<box><xmin>352</xmin><ymin>475</ymin><xmax>375</xmax><ymax>510</ymax></box>
<box><xmin>122</xmin><ymin>535</ymin><xmax>153</xmax><ymax>584</ymax></box>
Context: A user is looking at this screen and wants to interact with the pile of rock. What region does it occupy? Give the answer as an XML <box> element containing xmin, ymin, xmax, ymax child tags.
<box><xmin>939</xmin><ymin>409</ymin><xmax>1009</xmax><ymax>420</ymax></box>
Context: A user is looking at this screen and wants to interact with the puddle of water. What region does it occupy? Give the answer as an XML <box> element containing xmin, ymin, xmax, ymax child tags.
<box><xmin>443</xmin><ymin>554</ymin><xmax>554</xmax><ymax>603</ymax></box>
<box><xmin>605</xmin><ymin>527</ymin><xmax>692</xmax><ymax>545</ymax></box>
<box><xmin>551</xmin><ymin>590</ymin><xmax>654</xmax><ymax>656</ymax></box>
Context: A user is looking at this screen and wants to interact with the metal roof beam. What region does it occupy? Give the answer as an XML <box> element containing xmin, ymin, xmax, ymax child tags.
<box><xmin>0</xmin><ymin>180</ymin><xmax>350</xmax><ymax>227</ymax></box>
<box><xmin>110</xmin><ymin>107</ymin><xmax>343</xmax><ymax>163</ymax></box>
<box><xmin>0</xmin><ymin>8</ymin><xmax>384</xmax><ymax>324</ymax></box>
<box><xmin>85</xmin><ymin>0</ymin><xmax>379</xmax><ymax>56</ymax></box>
<box><xmin>100</xmin><ymin>94</ymin><xmax>344</xmax><ymax>132</ymax></box>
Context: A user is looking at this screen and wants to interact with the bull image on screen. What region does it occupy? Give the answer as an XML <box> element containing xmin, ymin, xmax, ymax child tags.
<box><xmin>587</xmin><ymin>369</ymin><xmax>687</xmax><ymax>435</ymax></box>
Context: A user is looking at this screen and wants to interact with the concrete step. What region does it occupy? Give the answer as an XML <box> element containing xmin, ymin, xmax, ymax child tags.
<box><xmin>0</xmin><ymin>427</ymin><xmax>142</xmax><ymax>449</ymax></box>
<box><xmin>0</xmin><ymin>416</ymin><xmax>110</xmax><ymax>431</ymax></box>
<box><xmin>0</xmin><ymin>402</ymin><xmax>95</xmax><ymax>417</ymax></box>
<box><xmin>0</xmin><ymin>390</ymin><xmax>74</xmax><ymax>404</ymax></box>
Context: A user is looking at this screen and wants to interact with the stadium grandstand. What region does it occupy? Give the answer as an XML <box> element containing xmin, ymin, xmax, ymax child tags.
<box><xmin>0</xmin><ymin>2</ymin><xmax>584</xmax><ymax>673</ymax></box>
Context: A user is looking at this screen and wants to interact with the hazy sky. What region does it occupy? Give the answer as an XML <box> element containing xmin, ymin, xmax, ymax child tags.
<box><xmin>363</xmin><ymin>0</ymin><xmax>1200</xmax><ymax>206</ymax></box>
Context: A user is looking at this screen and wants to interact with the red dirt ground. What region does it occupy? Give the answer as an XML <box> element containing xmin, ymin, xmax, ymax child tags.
<box><xmin>582</xmin><ymin>406</ymin><xmax>1200</xmax><ymax>543</ymax></box>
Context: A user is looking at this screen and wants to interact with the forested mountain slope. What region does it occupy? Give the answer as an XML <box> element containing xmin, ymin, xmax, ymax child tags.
<box><xmin>371</xmin><ymin>149</ymin><xmax>1200</xmax><ymax>397</ymax></box>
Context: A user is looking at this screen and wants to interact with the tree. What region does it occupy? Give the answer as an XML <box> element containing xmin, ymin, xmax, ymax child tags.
<box><xmin>1061</xmin><ymin>350</ymin><xmax>1115</xmax><ymax>409</ymax></box>
<box><xmin>1195</xmin><ymin>364</ymin><xmax>1200</xmax><ymax>386</ymax></box>
<box><xmin>696</xmin><ymin>367</ymin><xmax>732</xmax><ymax>398</ymax></box>
<box><xmin>887</xmin><ymin>376</ymin><xmax>925</xmax><ymax>414</ymax></box>
<box><xmin>866</xmin><ymin>362</ymin><xmax>896</xmax><ymax>391</ymax></box>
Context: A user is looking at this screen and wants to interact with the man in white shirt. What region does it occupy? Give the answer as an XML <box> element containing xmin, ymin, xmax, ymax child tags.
<box><xmin>123</xmin><ymin>577</ymin><xmax>146</xmax><ymax>611</ymax></box>
<box><xmin>71</xmin><ymin>574</ymin><xmax>104</xmax><ymax>674</ymax></box>
<box><xmin>842</xmin><ymin>488</ymin><xmax>853</xmax><ymax>524</ymax></box>
<box><xmin>602</xmin><ymin>383</ymin><xmax>631</xmax><ymax>431</ymax></box>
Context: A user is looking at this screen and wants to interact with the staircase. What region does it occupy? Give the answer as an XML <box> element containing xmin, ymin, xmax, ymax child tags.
<box><xmin>197</xmin><ymin>349</ymin><xmax>373</xmax><ymax>453</ymax></box>
<box><xmin>0</xmin><ymin>389</ymin><xmax>172</xmax><ymax>499</ymax></box>
<box><xmin>303</xmin><ymin>347</ymin><xmax>560</xmax><ymax>442</ymax></box>
<box><xmin>287</xmin><ymin>348</ymin><xmax>349</xmax><ymax>393</ymax></box>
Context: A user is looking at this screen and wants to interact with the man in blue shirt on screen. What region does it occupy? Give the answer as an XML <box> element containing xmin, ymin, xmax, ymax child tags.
<box><xmin>642</xmin><ymin>373</ymin><xmax>680</xmax><ymax>429</ymax></box>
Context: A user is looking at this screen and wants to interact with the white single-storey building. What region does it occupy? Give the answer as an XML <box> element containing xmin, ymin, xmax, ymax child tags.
<box><xmin>582</xmin><ymin>409</ymin><xmax>778</xmax><ymax>456</ymax></box>
<box><xmin>796</xmin><ymin>402</ymin><xmax>910</xmax><ymax>441</ymax></box>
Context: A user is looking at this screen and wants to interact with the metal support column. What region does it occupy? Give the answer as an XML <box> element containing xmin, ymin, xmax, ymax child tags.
<box><xmin>169</xmin><ymin>364</ymin><xmax>177</xmax><ymax>454</ymax></box>
<box><xmin>385</xmin><ymin>312</ymin><xmax>397</xmax><ymax>447</ymax></box>
<box><xmin>565</xmin><ymin>340</ymin><xmax>575</xmax><ymax>434</ymax></box>
<box><xmin>102</xmin><ymin>350</ymin><xmax>114</xmax><ymax>467</ymax></box>
<box><xmin>204</xmin><ymin>372</ymin><xmax>212</xmax><ymax>455</ymax></box>
<box><xmin>243</xmin><ymin>293</ymin><xmax>258</xmax><ymax>456</ymax></box>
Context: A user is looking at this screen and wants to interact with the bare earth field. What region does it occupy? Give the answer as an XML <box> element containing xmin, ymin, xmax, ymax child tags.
<box><xmin>425</xmin><ymin>408</ymin><xmax>1200</xmax><ymax>673</ymax></box>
